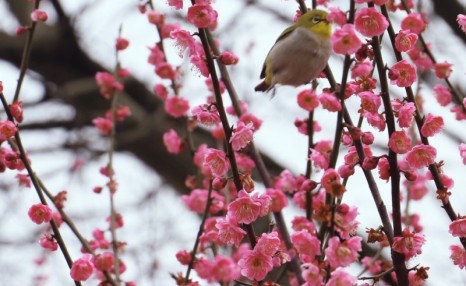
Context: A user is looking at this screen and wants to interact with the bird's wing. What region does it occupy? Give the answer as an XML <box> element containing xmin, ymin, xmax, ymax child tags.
<box><xmin>259</xmin><ymin>24</ymin><xmax>297</xmax><ymax>79</ymax></box>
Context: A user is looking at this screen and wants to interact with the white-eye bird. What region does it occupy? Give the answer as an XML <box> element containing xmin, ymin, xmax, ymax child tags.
<box><xmin>255</xmin><ymin>10</ymin><xmax>332</xmax><ymax>92</ymax></box>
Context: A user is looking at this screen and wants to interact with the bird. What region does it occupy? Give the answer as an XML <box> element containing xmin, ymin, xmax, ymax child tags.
<box><xmin>254</xmin><ymin>10</ymin><xmax>332</xmax><ymax>92</ymax></box>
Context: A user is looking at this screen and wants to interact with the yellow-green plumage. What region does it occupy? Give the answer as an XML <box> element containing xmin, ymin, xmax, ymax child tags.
<box><xmin>255</xmin><ymin>10</ymin><xmax>332</xmax><ymax>92</ymax></box>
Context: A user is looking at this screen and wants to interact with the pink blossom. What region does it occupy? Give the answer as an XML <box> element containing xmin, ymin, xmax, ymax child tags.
<box><xmin>238</xmin><ymin>250</ymin><xmax>273</xmax><ymax>281</ymax></box>
<box><xmin>407</xmin><ymin>178</ymin><xmax>428</xmax><ymax>200</ymax></box>
<box><xmin>388</xmin><ymin>130</ymin><xmax>411</xmax><ymax>154</ymax></box>
<box><xmin>457</xmin><ymin>14</ymin><xmax>466</xmax><ymax>33</ymax></box>
<box><xmin>326</xmin><ymin>269</ymin><xmax>357</xmax><ymax>286</ymax></box>
<box><xmin>450</xmin><ymin>245</ymin><xmax>466</xmax><ymax>269</ymax></box>
<box><xmin>273</xmin><ymin>170</ymin><xmax>297</xmax><ymax>193</ymax></box>
<box><xmin>301</xmin><ymin>262</ymin><xmax>324</xmax><ymax>285</ymax></box>
<box><xmin>401</xmin><ymin>13</ymin><xmax>426</xmax><ymax>34</ymax></box>
<box><xmin>39</xmin><ymin>234</ymin><xmax>58</xmax><ymax>251</ymax></box>
<box><xmin>362</xmin><ymin>132</ymin><xmax>375</xmax><ymax>145</ymax></box>
<box><xmin>395</xmin><ymin>30</ymin><xmax>418</xmax><ymax>52</ymax></box>
<box><xmin>235</xmin><ymin>153</ymin><xmax>256</xmax><ymax>174</ymax></box>
<box><xmin>255</xmin><ymin>231</ymin><xmax>281</xmax><ymax>256</ymax></box>
<box><xmin>321</xmin><ymin>168</ymin><xmax>345</xmax><ymax>198</ymax></box>
<box><xmin>361</xmin><ymin>256</ymin><xmax>383</xmax><ymax>274</ymax></box>
<box><xmin>459</xmin><ymin>143</ymin><xmax>466</xmax><ymax>165</ymax></box>
<box><xmin>117</xmin><ymin>67</ymin><xmax>131</xmax><ymax>78</ymax></box>
<box><xmin>434</xmin><ymin>62</ymin><xmax>453</xmax><ymax>79</ymax></box>
<box><xmin>310</xmin><ymin>140</ymin><xmax>332</xmax><ymax>170</ymax></box>
<box><xmin>153</xmin><ymin>84</ymin><xmax>168</xmax><ymax>100</ymax></box>
<box><xmin>211</xmin><ymin>255</ymin><xmax>241</xmax><ymax>282</ymax></box>
<box><xmin>334</xmin><ymin>203</ymin><xmax>360</xmax><ymax>239</ymax></box>
<box><xmin>351</xmin><ymin>61</ymin><xmax>372</xmax><ymax>78</ymax></box>
<box><xmin>194</xmin><ymin>257</ymin><xmax>214</xmax><ymax>281</ymax></box>
<box><xmin>192</xmin><ymin>104</ymin><xmax>220</xmax><ymax>125</ymax></box>
<box><xmin>327</xmin><ymin>7</ymin><xmax>347</xmax><ymax>26</ymax></box>
<box><xmin>215</xmin><ymin>217</ymin><xmax>246</xmax><ymax>246</ymax></box>
<box><xmin>187</xmin><ymin>4</ymin><xmax>218</xmax><ymax>28</ymax></box>
<box><xmin>225</xmin><ymin>100</ymin><xmax>247</xmax><ymax>115</ymax></box>
<box><xmin>95</xmin><ymin>72</ymin><xmax>123</xmax><ymax>99</ymax></box>
<box><xmin>164</xmin><ymin>96</ymin><xmax>190</xmax><ymax>118</ymax></box>
<box><xmin>156</xmin><ymin>62</ymin><xmax>177</xmax><ymax>80</ymax></box>
<box><xmin>331</xmin><ymin>24</ymin><xmax>363</xmax><ymax>55</ymax></box>
<box><xmin>450</xmin><ymin>105</ymin><xmax>466</xmax><ymax>121</ymax></box>
<box><xmin>265</xmin><ymin>188</ymin><xmax>288</xmax><ymax>212</ymax></box>
<box><xmin>251</xmin><ymin>192</ymin><xmax>271</xmax><ymax>216</ymax></box>
<box><xmin>28</xmin><ymin>203</ymin><xmax>53</xmax><ymax>224</ymax></box>
<box><xmin>392</xmin><ymin>228</ymin><xmax>425</xmax><ymax>260</ymax></box>
<box><xmin>365</xmin><ymin>111</ymin><xmax>386</xmax><ymax>131</ymax></box>
<box><xmin>297</xmin><ymin>89</ymin><xmax>320</xmax><ymax>111</ymax></box>
<box><xmin>395</xmin><ymin>101</ymin><xmax>416</xmax><ymax>128</ymax></box>
<box><xmin>227</xmin><ymin>190</ymin><xmax>261</xmax><ymax>224</ymax></box>
<box><xmin>325</xmin><ymin>236</ymin><xmax>362</xmax><ymax>268</ymax></box>
<box><xmin>407</xmin><ymin>47</ymin><xmax>434</xmax><ymax>70</ymax></box>
<box><xmin>147</xmin><ymin>10</ymin><xmax>164</xmax><ymax>26</ymax></box>
<box><xmin>378</xmin><ymin>156</ymin><xmax>390</xmax><ymax>180</ymax></box>
<box><xmin>291</xmin><ymin>216</ymin><xmax>316</xmax><ymax>232</ymax></box>
<box><xmin>203</xmin><ymin>148</ymin><xmax>229</xmax><ymax>177</ymax></box>
<box><xmin>230</xmin><ymin>122</ymin><xmax>254</xmax><ymax>151</ymax></box>
<box><xmin>148</xmin><ymin>45</ymin><xmax>165</xmax><ymax>66</ymax></box>
<box><xmin>94</xmin><ymin>252</ymin><xmax>114</xmax><ymax>271</ymax></box>
<box><xmin>9</xmin><ymin>101</ymin><xmax>24</xmax><ymax>123</ymax></box>
<box><xmin>291</xmin><ymin>230</ymin><xmax>321</xmax><ymax>262</ymax></box>
<box><xmin>168</xmin><ymin>0</ymin><xmax>183</xmax><ymax>10</ymax></box>
<box><xmin>70</xmin><ymin>254</ymin><xmax>94</xmax><ymax>281</ymax></box>
<box><xmin>16</xmin><ymin>173</ymin><xmax>31</xmax><ymax>187</ymax></box>
<box><xmin>433</xmin><ymin>84</ymin><xmax>452</xmax><ymax>106</ymax></box>
<box><xmin>338</xmin><ymin>164</ymin><xmax>355</xmax><ymax>178</ymax></box>
<box><xmin>105</xmin><ymin>105</ymin><xmax>131</xmax><ymax>122</ymax></box>
<box><xmin>163</xmin><ymin>129</ymin><xmax>184</xmax><ymax>154</ymax></box>
<box><xmin>358</xmin><ymin>91</ymin><xmax>380</xmax><ymax>113</ymax></box>
<box><xmin>405</xmin><ymin>144</ymin><xmax>437</xmax><ymax>169</ymax></box>
<box><xmin>389</xmin><ymin>60</ymin><xmax>417</xmax><ymax>87</ymax></box>
<box><xmin>0</xmin><ymin>120</ymin><xmax>17</xmax><ymax>139</ymax></box>
<box><xmin>92</xmin><ymin>117</ymin><xmax>113</xmax><ymax>136</ymax></box>
<box><xmin>176</xmin><ymin>250</ymin><xmax>191</xmax><ymax>265</ymax></box>
<box><xmin>319</xmin><ymin>92</ymin><xmax>341</xmax><ymax>112</ymax></box>
<box><xmin>16</xmin><ymin>26</ymin><xmax>28</xmax><ymax>36</ymax></box>
<box><xmin>190</xmin><ymin>53</ymin><xmax>210</xmax><ymax>77</ymax></box>
<box><xmin>219</xmin><ymin>51</ymin><xmax>239</xmax><ymax>65</ymax></box>
<box><xmin>31</xmin><ymin>9</ymin><xmax>48</xmax><ymax>22</ymax></box>
<box><xmin>170</xmin><ymin>29</ymin><xmax>197</xmax><ymax>56</ymax></box>
<box><xmin>181</xmin><ymin>189</ymin><xmax>225</xmax><ymax>214</ymax></box>
<box><xmin>354</xmin><ymin>7</ymin><xmax>389</xmax><ymax>37</ymax></box>
<box><xmin>240</xmin><ymin>113</ymin><xmax>263</xmax><ymax>131</ymax></box>
<box><xmin>115</xmin><ymin>37</ymin><xmax>129</xmax><ymax>51</ymax></box>
<box><xmin>421</xmin><ymin>113</ymin><xmax>444</xmax><ymax>137</ymax></box>
<box><xmin>449</xmin><ymin>218</ymin><xmax>466</xmax><ymax>237</ymax></box>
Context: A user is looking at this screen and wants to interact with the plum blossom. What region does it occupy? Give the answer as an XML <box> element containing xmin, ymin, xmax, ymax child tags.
<box><xmin>405</xmin><ymin>144</ymin><xmax>437</xmax><ymax>169</ymax></box>
<box><xmin>331</xmin><ymin>24</ymin><xmax>362</xmax><ymax>55</ymax></box>
<box><xmin>70</xmin><ymin>254</ymin><xmax>94</xmax><ymax>281</ymax></box>
<box><xmin>354</xmin><ymin>7</ymin><xmax>389</xmax><ymax>37</ymax></box>
<box><xmin>392</xmin><ymin>228</ymin><xmax>425</xmax><ymax>260</ymax></box>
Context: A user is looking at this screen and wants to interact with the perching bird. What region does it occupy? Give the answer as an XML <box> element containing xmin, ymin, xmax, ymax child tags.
<box><xmin>254</xmin><ymin>10</ymin><xmax>332</xmax><ymax>92</ymax></box>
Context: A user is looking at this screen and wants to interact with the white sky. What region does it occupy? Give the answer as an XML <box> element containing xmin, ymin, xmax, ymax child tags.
<box><xmin>1</xmin><ymin>0</ymin><xmax>466</xmax><ymax>285</ymax></box>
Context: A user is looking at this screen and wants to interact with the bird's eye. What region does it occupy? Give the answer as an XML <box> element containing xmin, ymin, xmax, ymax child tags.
<box><xmin>312</xmin><ymin>17</ymin><xmax>321</xmax><ymax>24</ymax></box>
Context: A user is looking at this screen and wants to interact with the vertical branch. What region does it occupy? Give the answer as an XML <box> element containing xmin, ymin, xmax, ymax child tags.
<box><xmin>0</xmin><ymin>93</ymin><xmax>81</xmax><ymax>286</ymax></box>
<box><xmin>204</xmin><ymin>22</ymin><xmax>305</xmax><ymax>286</ymax></box>
<box><xmin>380</xmin><ymin>5</ymin><xmax>466</xmax><ymax>248</ymax></box>
<box><xmin>184</xmin><ymin>180</ymin><xmax>214</xmax><ymax>283</ymax></box>
<box><xmin>370</xmin><ymin>4</ymin><xmax>408</xmax><ymax>284</ymax></box>
<box><xmin>13</xmin><ymin>0</ymin><xmax>40</xmax><ymax>102</ymax></box>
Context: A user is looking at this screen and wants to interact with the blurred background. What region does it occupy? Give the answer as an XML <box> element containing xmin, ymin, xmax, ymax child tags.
<box><xmin>1</xmin><ymin>0</ymin><xmax>466</xmax><ymax>285</ymax></box>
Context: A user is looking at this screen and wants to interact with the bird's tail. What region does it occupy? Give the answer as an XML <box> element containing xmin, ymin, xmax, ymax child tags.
<box><xmin>254</xmin><ymin>80</ymin><xmax>270</xmax><ymax>92</ymax></box>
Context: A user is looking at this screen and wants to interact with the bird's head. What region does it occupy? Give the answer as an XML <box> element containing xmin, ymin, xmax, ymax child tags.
<box><xmin>296</xmin><ymin>10</ymin><xmax>332</xmax><ymax>39</ymax></box>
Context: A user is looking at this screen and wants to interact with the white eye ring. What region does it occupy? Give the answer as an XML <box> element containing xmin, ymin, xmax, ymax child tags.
<box><xmin>312</xmin><ymin>17</ymin><xmax>321</xmax><ymax>24</ymax></box>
